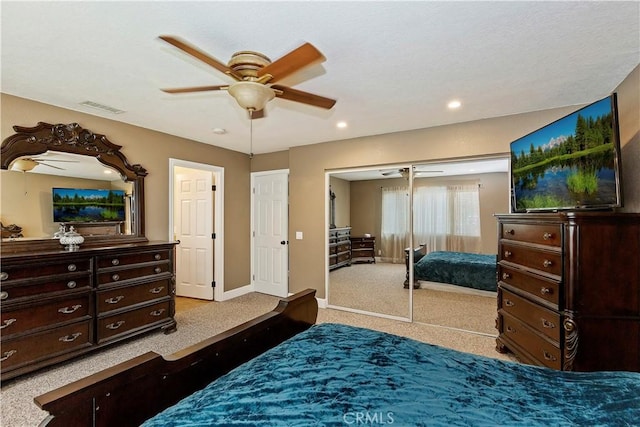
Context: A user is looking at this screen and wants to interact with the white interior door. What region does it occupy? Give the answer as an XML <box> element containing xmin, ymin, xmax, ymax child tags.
<box><xmin>174</xmin><ymin>166</ymin><xmax>214</xmax><ymax>300</ymax></box>
<box><xmin>252</xmin><ymin>171</ymin><xmax>289</xmax><ymax>298</ymax></box>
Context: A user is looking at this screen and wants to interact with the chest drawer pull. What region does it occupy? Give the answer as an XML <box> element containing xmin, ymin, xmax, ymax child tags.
<box><xmin>543</xmin><ymin>259</ymin><xmax>553</xmax><ymax>268</ymax></box>
<box><xmin>154</xmin><ymin>253</ymin><xmax>162</xmax><ymax>260</ymax></box>
<box><xmin>105</xmin><ymin>295</ymin><xmax>125</xmax><ymax>304</ymax></box>
<box><xmin>505</xmin><ymin>229</ymin><xmax>515</xmax><ymax>236</ymax></box>
<box><xmin>541</xmin><ymin>318</ymin><xmax>556</xmax><ymax>329</ymax></box>
<box><xmin>154</xmin><ymin>267</ymin><xmax>162</xmax><ymax>274</ymax></box>
<box><xmin>67</xmin><ymin>280</ymin><xmax>77</xmax><ymax>289</ymax></box>
<box><xmin>502</xmin><ymin>272</ymin><xmax>511</xmax><ymax>280</ymax></box>
<box><xmin>543</xmin><ymin>350</ymin><xmax>557</xmax><ymax>362</ymax></box>
<box><xmin>1</xmin><ymin>318</ymin><xmax>17</xmax><ymax>329</ymax></box>
<box><xmin>543</xmin><ymin>232</ymin><xmax>554</xmax><ymax>240</ymax></box>
<box><xmin>540</xmin><ymin>287</ymin><xmax>552</xmax><ymax>295</ymax></box>
<box><xmin>0</xmin><ymin>291</ymin><xmax>8</xmax><ymax>300</ymax></box>
<box><xmin>67</xmin><ymin>264</ymin><xmax>77</xmax><ymax>272</ymax></box>
<box><xmin>504</xmin><ymin>250</ymin><xmax>512</xmax><ymax>258</ymax></box>
<box><xmin>150</xmin><ymin>308</ymin><xmax>166</xmax><ymax>317</ymax></box>
<box><xmin>504</xmin><ymin>299</ymin><xmax>515</xmax><ymax>307</ymax></box>
<box><xmin>506</xmin><ymin>325</ymin><xmax>516</xmax><ymax>333</ymax></box>
<box><xmin>149</xmin><ymin>286</ymin><xmax>164</xmax><ymax>294</ymax></box>
<box><xmin>106</xmin><ymin>320</ymin><xmax>125</xmax><ymax>330</ymax></box>
<box><xmin>111</xmin><ymin>258</ymin><xmax>120</xmax><ymax>266</ymax></box>
<box><xmin>0</xmin><ymin>271</ymin><xmax>8</xmax><ymax>280</ymax></box>
<box><xmin>59</xmin><ymin>332</ymin><xmax>82</xmax><ymax>342</ymax></box>
<box><xmin>112</xmin><ymin>274</ymin><xmax>120</xmax><ymax>282</ymax></box>
<box><xmin>1</xmin><ymin>350</ymin><xmax>17</xmax><ymax>362</ymax></box>
<box><xmin>58</xmin><ymin>304</ymin><xmax>82</xmax><ymax>314</ymax></box>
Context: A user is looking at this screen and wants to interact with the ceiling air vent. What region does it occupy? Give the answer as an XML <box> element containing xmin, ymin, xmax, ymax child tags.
<box><xmin>79</xmin><ymin>101</ymin><xmax>125</xmax><ymax>114</ymax></box>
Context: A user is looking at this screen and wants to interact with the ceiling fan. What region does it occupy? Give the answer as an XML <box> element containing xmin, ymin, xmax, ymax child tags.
<box><xmin>381</xmin><ymin>167</ymin><xmax>444</xmax><ymax>179</ymax></box>
<box><xmin>11</xmin><ymin>157</ymin><xmax>79</xmax><ymax>172</ymax></box>
<box><xmin>158</xmin><ymin>35</ymin><xmax>337</xmax><ymax>118</ymax></box>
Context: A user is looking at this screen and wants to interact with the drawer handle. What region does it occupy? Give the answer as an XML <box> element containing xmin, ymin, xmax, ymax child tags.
<box><xmin>0</xmin><ymin>318</ymin><xmax>17</xmax><ymax>329</ymax></box>
<box><xmin>0</xmin><ymin>350</ymin><xmax>17</xmax><ymax>362</ymax></box>
<box><xmin>541</xmin><ymin>318</ymin><xmax>556</xmax><ymax>329</ymax></box>
<box><xmin>540</xmin><ymin>287</ymin><xmax>552</xmax><ymax>295</ymax></box>
<box><xmin>0</xmin><ymin>271</ymin><xmax>8</xmax><ymax>280</ymax></box>
<box><xmin>154</xmin><ymin>253</ymin><xmax>162</xmax><ymax>260</ymax></box>
<box><xmin>504</xmin><ymin>250</ymin><xmax>512</xmax><ymax>258</ymax></box>
<box><xmin>150</xmin><ymin>308</ymin><xmax>166</xmax><ymax>317</ymax></box>
<box><xmin>59</xmin><ymin>332</ymin><xmax>82</xmax><ymax>342</ymax></box>
<box><xmin>58</xmin><ymin>304</ymin><xmax>82</xmax><ymax>314</ymax></box>
<box><xmin>505</xmin><ymin>229</ymin><xmax>515</xmax><ymax>236</ymax></box>
<box><xmin>106</xmin><ymin>320</ymin><xmax>125</xmax><ymax>330</ymax></box>
<box><xmin>112</xmin><ymin>274</ymin><xmax>120</xmax><ymax>281</ymax></box>
<box><xmin>67</xmin><ymin>280</ymin><xmax>77</xmax><ymax>289</ymax></box>
<box><xmin>543</xmin><ymin>232</ymin><xmax>554</xmax><ymax>241</ymax></box>
<box><xmin>504</xmin><ymin>299</ymin><xmax>515</xmax><ymax>307</ymax></box>
<box><xmin>0</xmin><ymin>291</ymin><xmax>8</xmax><ymax>301</ymax></box>
<box><xmin>111</xmin><ymin>258</ymin><xmax>120</xmax><ymax>266</ymax></box>
<box><xmin>154</xmin><ymin>267</ymin><xmax>162</xmax><ymax>274</ymax></box>
<box><xmin>149</xmin><ymin>286</ymin><xmax>164</xmax><ymax>294</ymax></box>
<box><xmin>543</xmin><ymin>259</ymin><xmax>553</xmax><ymax>268</ymax></box>
<box><xmin>105</xmin><ymin>295</ymin><xmax>125</xmax><ymax>304</ymax></box>
<box><xmin>67</xmin><ymin>264</ymin><xmax>77</xmax><ymax>272</ymax></box>
<box><xmin>502</xmin><ymin>272</ymin><xmax>511</xmax><ymax>280</ymax></box>
<box><xmin>506</xmin><ymin>325</ymin><xmax>516</xmax><ymax>333</ymax></box>
<box><xmin>542</xmin><ymin>350</ymin><xmax>557</xmax><ymax>362</ymax></box>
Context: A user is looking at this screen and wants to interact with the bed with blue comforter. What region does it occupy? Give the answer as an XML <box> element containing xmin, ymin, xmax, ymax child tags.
<box><xmin>414</xmin><ymin>250</ymin><xmax>497</xmax><ymax>291</ymax></box>
<box><xmin>143</xmin><ymin>323</ymin><xmax>640</xmax><ymax>426</ymax></box>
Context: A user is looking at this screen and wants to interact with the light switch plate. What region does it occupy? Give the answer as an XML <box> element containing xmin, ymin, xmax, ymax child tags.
<box><xmin>296</xmin><ymin>231</ymin><xmax>303</xmax><ymax>240</ymax></box>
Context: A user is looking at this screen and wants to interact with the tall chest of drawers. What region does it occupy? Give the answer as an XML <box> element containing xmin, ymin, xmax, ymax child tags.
<box><xmin>329</xmin><ymin>227</ymin><xmax>352</xmax><ymax>271</ymax></box>
<box><xmin>1</xmin><ymin>241</ymin><xmax>177</xmax><ymax>380</ymax></box>
<box><xmin>495</xmin><ymin>213</ymin><xmax>640</xmax><ymax>372</ymax></box>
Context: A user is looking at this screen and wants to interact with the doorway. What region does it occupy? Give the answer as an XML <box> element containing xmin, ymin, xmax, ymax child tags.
<box><xmin>169</xmin><ymin>159</ymin><xmax>224</xmax><ymax>301</ymax></box>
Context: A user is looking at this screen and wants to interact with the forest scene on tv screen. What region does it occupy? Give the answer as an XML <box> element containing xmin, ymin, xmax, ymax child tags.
<box><xmin>53</xmin><ymin>188</ymin><xmax>126</xmax><ymax>223</ymax></box>
<box><xmin>511</xmin><ymin>97</ymin><xmax>618</xmax><ymax>211</ymax></box>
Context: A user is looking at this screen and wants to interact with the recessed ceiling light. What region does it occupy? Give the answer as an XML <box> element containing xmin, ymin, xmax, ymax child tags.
<box><xmin>212</xmin><ymin>128</ymin><xmax>227</xmax><ymax>135</ymax></box>
<box><xmin>336</xmin><ymin>121</ymin><xmax>347</xmax><ymax>129</ymax></box>
<box><xmin>447</xmin><ymin>100</ymin><xmax>462</xmax><ymax>110</ymax></box>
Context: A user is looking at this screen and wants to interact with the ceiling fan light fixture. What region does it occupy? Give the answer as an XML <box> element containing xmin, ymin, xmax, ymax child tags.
<box><xmin>228</xmin><ymin>81</ymin><xmax>275</xmax><ymax>112</ymax></box>
<box><xmin>12</xmin><ymin>158</ymin><xmax>38</xmax><ymax>172</ymax></box>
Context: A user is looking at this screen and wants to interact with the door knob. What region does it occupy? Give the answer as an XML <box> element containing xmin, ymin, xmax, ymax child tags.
<box><xmin>280</xmin><ymin>240</ymin><xmax>288</xmax><ymax>245</ymax></box>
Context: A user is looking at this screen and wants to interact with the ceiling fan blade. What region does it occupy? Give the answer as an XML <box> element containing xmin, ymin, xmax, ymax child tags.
<box><xmin>257</xmin><ymin>43</ymin><xmax>325</xmax><ymax>83</ymax></box>
<box><xmin>161</xmin><ymin>85</ymin><xmax>229</xmax><ymax>94</ymax></box>
<box><xmin>272</xmin><ymin>85</ymin><xmax>336</xmax><ymax>109</ymax></box>
<box><xmin>158</xmin><ymin>35</ymin><xmax>243</xmax><ymax>81</ymax></box>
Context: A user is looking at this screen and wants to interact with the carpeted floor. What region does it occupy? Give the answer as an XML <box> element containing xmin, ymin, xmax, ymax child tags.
<box><xmin>0</xmin><ymin>291</ymin><xmax>510</xmax><ymax>427</ymax></box>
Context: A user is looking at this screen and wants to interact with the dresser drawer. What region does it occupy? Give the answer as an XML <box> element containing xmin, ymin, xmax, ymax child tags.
<box><xmin>498</xmin><ymin>265</ymin><xmax>559</xmax><ymax>308</ymax></box>
<box><xmin>501</xmin><ymin>313</ymin><xmax>562</xmax><ymax>370</ymax></box>
<box><xmin>500</xmin><ymin>222</ymin><xmax>562</xmax><ymax>247</ymax></box>
<box><xmin>97</xmin><ymin>263</ymin><xmax>171</xmax><ymax>286</ymax></box>
<box><xmin>1</xmin><ymin>258</ymin><xmax>91</xmax><ymax>282</ymax></box>
<box><xmin>335</xmin><ymin>242</ymin><xmax>351</xmax><ymax>254</ymax></box>
<box><xmin>0</xmin><ymin>320</ymin><xmax>92</xmax><ymax>370</ymax></box>
<box><xmin>500</xmin><ymin>242</ymin><xmax>562</xmax><ymax>278</ymax></box>
<box><xmin>336</xmin><ymin>252</ymin><xmax>351</xmax><ymax>264</ymax></box>
<box><xmin>336</xmin><ymin>229</ymin><xmax>350</xmax><ymax>239</ymax></box>
<box><xmin>1</xmin><ymin>293</ymin><xmax>91</xmax><ymax>336</ymax></box>
<box><xmin>97</xmin><ymin>300</ymin><xmax>171</xmax><ymax>343</ymax></box>
<box><xmin>500</xmin><ymin>289</ymin><xmax>561</xmax><ymax>342</ymax></box>
<box><xmin>351</xmin><ymin>240</ymin><xmax>374</xmax><ymax>249</ymax></box>
<box><xmin>97</xmin><ymin>279</ymin><xmax>171</xmax><ymax>313</ymax></box>
<box><xmin>96</xmin><ymin>249</ymin><xmax>171</xmax><ymax>269</ymax></box>
<box><xmin>0</xmin><ymin>274</ymin><xmax>91</xmax><ymax>302</ymax></box>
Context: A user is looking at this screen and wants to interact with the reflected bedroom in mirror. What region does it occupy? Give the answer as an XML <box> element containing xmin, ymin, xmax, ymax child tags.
<box><xmin>327</xmin><ymin>156</ymin><xmax>510</xmax><ymax>335</ymax></box>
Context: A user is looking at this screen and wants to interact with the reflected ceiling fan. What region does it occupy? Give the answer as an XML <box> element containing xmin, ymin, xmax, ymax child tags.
<box><xmin>381</xmin><ymin>167</ymin><xmax>444</xmax><ymax>179</ymax></box>
<box><xmin>11</xmin><ymin>157</ymin><xmax>79</xmax><ymax>172</ymax></box>
<box><xmin>158</xmin><ymin>35</ymin><xmax>336</xmax><ymax>119</ymax></box>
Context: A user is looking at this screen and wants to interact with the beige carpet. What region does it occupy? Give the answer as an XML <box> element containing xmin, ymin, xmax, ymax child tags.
<box><xmin>0</xmin><ymin>292</ymin><xmax>510</xmax><ymax>427</ymax></box>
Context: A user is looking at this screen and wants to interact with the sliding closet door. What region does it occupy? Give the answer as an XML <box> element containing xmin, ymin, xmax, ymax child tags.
<box><xmin>326</xmin><ymin>169</ymin><xmax>411</xmax><ymax>321</ymax></box>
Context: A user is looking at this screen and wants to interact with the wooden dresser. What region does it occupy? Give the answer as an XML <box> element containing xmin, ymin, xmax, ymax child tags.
<box><xmin>350</xmin><ymin>236</ymin><xmax>376</xmax><ymax>264</ymax></box>
<box><xmin>495</xmin><ymin>212</ymin><xmax>640</xmax><ymax>372</ymax></box>
<box><xmin>329</xmin><ymin>227</ymin><xmax>352</xmax><ymax>271</ymax></box>
<box><xmin>0</xmin><ymin>241</ymin><xmax>177</xmax><ymax>380</ymax></box>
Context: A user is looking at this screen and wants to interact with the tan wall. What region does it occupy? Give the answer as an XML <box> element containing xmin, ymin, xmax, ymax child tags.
<box><xmin>251</xmin><ymin>150</ymin><xmax>289</xmax><ymax>172</ymax></box>
<box><xmin>1</xmin><ymin>94</ymin><xmax>251</xmax><ymax>291</ymax></box>
<box><xmin>616</xmin><ymin>65</ymin><xmax>640</xmax><ymax>213</ymax></box>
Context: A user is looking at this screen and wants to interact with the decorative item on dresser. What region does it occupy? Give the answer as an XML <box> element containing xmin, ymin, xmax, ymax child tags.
<box><xmin>495</xmin><ymin>212</ymin><xmax>640</xmax><ymax>372</ymax></box>
<box><xmin>328</xmin><ymin>227</ymin><xmax>351</xmax><ymax>271</ymax></box>
<box><xmin>0</xmin><ymin>122</ymin><xmax>179</xmax><ymax>380</ymax></box>
<box><xmin>350</xmin><ymin>235</ymin><xmax>375</xmax><ymax>264</ymax></box>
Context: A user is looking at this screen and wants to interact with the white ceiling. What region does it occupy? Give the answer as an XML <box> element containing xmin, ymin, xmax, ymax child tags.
<box><xmin>2</xmin><ymin>1</ymin><xmax>638</xmax><ymax>157</ymax></box>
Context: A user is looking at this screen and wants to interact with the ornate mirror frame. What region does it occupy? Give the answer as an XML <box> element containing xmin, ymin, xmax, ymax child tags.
<box><xmin>1</xmin><ymin>122</ymin><xmax>148</xmax><ymax>252</ymax></box>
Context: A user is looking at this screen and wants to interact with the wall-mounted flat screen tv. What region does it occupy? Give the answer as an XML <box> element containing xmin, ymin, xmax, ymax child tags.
<box><xmin>53</xmin><ymin>188</ymin><xmax>126</xmax><ymax>223</ymax></box>
<box><xmin>510</xmin><ymin>94</ymin><xmax>623</xmax><ymax>212</ymax></box>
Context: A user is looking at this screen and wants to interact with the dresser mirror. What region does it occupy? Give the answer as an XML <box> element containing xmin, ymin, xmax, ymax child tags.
<box><xmin>1</xmin><ymin>122</ymin><xmax>147</xmax><ymax>253</ymax></box>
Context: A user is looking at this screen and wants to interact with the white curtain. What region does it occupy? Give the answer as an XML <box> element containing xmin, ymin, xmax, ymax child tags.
<box><xmin>380</xmin><ymin>186</ymin><xmax>409</xmax><ymax>263</ymax></box>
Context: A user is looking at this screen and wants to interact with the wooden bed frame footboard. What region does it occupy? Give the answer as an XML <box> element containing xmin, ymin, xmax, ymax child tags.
<box><xmin>34</xmin><ymin>289</ymin><xmax>318</xmax><ymax>427</ymax></box>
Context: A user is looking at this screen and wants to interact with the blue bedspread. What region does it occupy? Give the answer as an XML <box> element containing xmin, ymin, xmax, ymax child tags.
<box><xmin>143</xmin><ymin>323</ymin><xmax>640</xmax><ymax>426</ymax></box>
<box><xmin>414</xmin><ymin>251</ymin><xmax>497</xmax><ymax>291</ymax></box>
